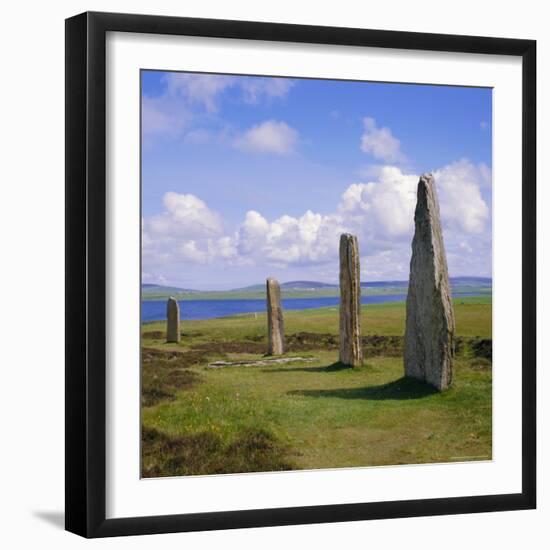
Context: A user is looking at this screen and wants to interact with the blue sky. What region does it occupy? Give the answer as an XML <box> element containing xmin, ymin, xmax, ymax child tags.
<box><xmin>141</xmin><ymin>70</ymin><xmax>492</xmax><ymax>290</ymax></box>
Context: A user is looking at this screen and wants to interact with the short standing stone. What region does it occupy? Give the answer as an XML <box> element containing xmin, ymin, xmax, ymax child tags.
<box><xmin>404</xmin><ymin>173</ymin><xmax>455</xmax><ymax>390</ymax></box>
<box><xmin>267</xmin><ymin>278</ymin><xmax>285</xmax><ymax>355</ymax></box>
<box><xmin>166</xmin><ymin>296</ymin><xmax>181</xmax><ymax>343</ymax></box>
<box><xmin>339</xmin><ymin>234</ymin><xmax>363</xmax><ymax>367</ymax></box>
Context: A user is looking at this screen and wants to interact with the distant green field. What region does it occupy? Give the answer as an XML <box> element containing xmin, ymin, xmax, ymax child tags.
<box><xmin>141</xmin><ymin>286</ymin><xmax>492</xmax><ymax>301</ymax></box>
<box><xmin>141</xmin><ymin>298</ymin><xmax>492</xmax><ymax>477</ymax></box>
<box><xmin>143</xmin><ymin>296</ymin><xmax>492</xmax><ymax>339</ymax></box>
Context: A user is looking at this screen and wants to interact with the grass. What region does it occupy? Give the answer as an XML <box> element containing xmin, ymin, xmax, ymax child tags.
<box><xmin>142</xmin><ymin>426</ymin><xmax>294</xmax><ymax>477</ymax></box>
<box><xmin>141</xmin><ymin>348</ymin><xmax>203</xmax><ymax>407</ymax></box>
<box><xmin>141</xmin><ymin>297</ymin><xmax>492</xmax><ymax>476</ymax></box>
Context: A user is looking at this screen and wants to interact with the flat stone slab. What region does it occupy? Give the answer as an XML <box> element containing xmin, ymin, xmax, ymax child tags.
<box><xmin>207</xmin><ymin>357</ymin><xmax>316</xmax><ymax>369</ymax></box>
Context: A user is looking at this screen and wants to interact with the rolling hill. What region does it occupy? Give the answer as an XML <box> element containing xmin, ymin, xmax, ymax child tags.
<box><xmin>141</xmin><ymin>277</ymin><xmax>492</xmax><ymax>300</ymax></box>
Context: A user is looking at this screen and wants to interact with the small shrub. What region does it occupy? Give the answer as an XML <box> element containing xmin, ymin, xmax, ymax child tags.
<box><xmin>141</xmin><ymin>347</ymin><xmax>203</xmax><ymax>407</ymax></box>
<box><xmin>470</xmin><ymin>338</ymin><xmax>492</xmax><ymax>361</ymax></box>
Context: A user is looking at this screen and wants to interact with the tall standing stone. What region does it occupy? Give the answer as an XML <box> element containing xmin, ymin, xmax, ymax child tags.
<box><xmin>339</xmin><ymin>234</ymin><xmax>363</xmax><ymax>367</ymax></box>
<box><xmin>404</xmin><ymin>174</ymin><xmax>455</xmax><ymax>390</ymax></box>
<box><xmin>267</xmin><ymin>278</ymin><xmax>285</xmax><ymax>355</ymax></box>
<box><xmin>166</xmin><ymin>296</ymin><xmax>181</xmax><ymax>343</ymax></box>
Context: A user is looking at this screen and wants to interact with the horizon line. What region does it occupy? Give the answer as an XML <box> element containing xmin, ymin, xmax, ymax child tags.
<box><xmin>142</xmin><ymin>275</ymin><xmax>493</xmax><ymax>292</ymax></box>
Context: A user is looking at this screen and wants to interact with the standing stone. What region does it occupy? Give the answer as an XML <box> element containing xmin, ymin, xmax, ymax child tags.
<box><xmin>166</xmin><ymin>296</ymin><xmax>180</xmax><ymax>343</ymax></box>
<box><xmin>404</xmin><ymin>174</ymin><xmax>455</xmax><ymax>390</ymax></box>
<box><xmin>267</xmin><ymin>278</ymin><xmax>285</xmax><ymax>355</ymax></box>
<box><xmin>339</xmin><ymin>234</ymin><xmax>363</xmax><ymax>367</ymax></box>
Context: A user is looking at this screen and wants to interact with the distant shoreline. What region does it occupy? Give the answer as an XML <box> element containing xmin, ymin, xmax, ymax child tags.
<box><xmin>141</xmin><ymin>286</ymin><xmax>492</xmax><ymax>302</ymax></box>
<box><xmin>141</xmin><ymin>294</ymin><xmax>491</xmax><ymax>323</ymax></box>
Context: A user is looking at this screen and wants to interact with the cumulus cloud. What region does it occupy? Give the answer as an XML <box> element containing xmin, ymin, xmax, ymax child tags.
<box><xmin>142</xmin><ymin>192</ymin><xmax>239</xmax><ymax>276</ymax></box>
<box><xmin>434</xmin><ymin>159</ymin><xmax>489</xmax><ymax>233</ymax></box>
<box><xmin>234</xmin><ymin>120</ymin><xmax>299</xmax><ymax>155</ymax></box>
<box><xmin>360</xmin><ymin>117</ymin><xmax>405</xmax><ymax>163</ymax></box>
<box><xmin>339</xmin><ymin>167</ymin><xmax>418</xmax><ymax>238</ymax></box>
<box><xmin>236</xmin><ymin>209</ymin><xmax>345</xmax><ymax>265</ymax></box>
<box><xmin>179</xmin><ymin>240</ymin><xmax>209</xmax><ymax>263</ymax></box>
<box><xmin>478</xmin><ymin>162</ymin><xmax>492</xmax><ymax>187</ymax></box>
<box><xmin>237</xmin><ymin>211</ymin><xmax>270</xmax><ymax>255</ymax></box>
<box><xmin>148</xmin><ymin>192</ymin><xmax>223</xmax><ymax>239</ymax></box>
<box><xmin>142</xmin><ymin>159</ymin><xmax>491</xmax><ymax>282</ymax></box>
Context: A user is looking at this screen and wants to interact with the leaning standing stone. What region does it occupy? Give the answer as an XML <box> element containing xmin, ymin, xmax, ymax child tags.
<box><xmin>404</xmin><ymin>173</ymin><xmax>455</xmax><ymax>390</ymax></box>
<box><xmin>166</xmin><ymin>296</ymin><xmax>181</xmax><ymax>343</ymax></box>
<box><xmin>267</xmin><ymin>278</ymin><xmax>285</xmax><ymax>355</ymax></box>
<box><xmin>339</xmin><ymin>234</ymin><xmax>363</xmax><ymax>367</ymax></box>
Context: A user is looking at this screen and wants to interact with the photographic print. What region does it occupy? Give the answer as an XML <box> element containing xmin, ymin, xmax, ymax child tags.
<box><xmin>140</xmin><ymin>70</ymin><xmax>493</xmax><ymax>478</ymax></box>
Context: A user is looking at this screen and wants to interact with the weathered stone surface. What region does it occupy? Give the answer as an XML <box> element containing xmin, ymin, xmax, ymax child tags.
<box><xmin>267</xmin><ymin>278</ymin><xmax>285</xmax><ymax>355</ymax></box>
<box><xmin>208</xmin><ymin>356</ymin><xmax>315</xmax><ymax>369</ymax></box>
<box><xmin>404</xmin><ymin>174</ymin><xmax>455</xmax><ymax>390</ymax></box>
<box><xmin>339</xmin><ymin>234</ymin><xmax>363</xmax><ymax>367</ymax></box>
<box><xmin>166</xmin><ymin>296</ymin><xmax>181</xmax><ymax>343</ymax></box>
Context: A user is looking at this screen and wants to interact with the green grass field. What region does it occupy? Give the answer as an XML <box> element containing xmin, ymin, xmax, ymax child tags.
<box><xmin>141</xmin><ymin>297</ymin><xmax>492</xmax><ymax>477</ymax></box>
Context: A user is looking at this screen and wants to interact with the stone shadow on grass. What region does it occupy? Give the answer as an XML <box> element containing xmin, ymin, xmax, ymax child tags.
<box><xmin>262</xmin><ymin>361</ymin><xmax>352</xmax><ymax>374</ymax></box>
<box><xmin>288</xmin><ymin>376</ymin><xmax>439</xmax><ymax>401</ymax></box>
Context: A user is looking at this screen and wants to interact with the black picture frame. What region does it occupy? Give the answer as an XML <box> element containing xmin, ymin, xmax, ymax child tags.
<box><xmin>65</xmin><ymin>11</ymin><xmax>536</xmax><ymax>538</ymax></box>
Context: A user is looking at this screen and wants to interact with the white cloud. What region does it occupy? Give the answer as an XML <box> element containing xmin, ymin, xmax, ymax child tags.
<box><xmin>240</xmin><ymin>78</ymin><xmax>294</xmax><ymax>103</ymax></box>
<box><xmin>234</xmin><ymin>120</ymin><xmax>299</xmax><ymax>155</ymax></box>
<box><xmin>142</xmin><ymin>159</ymin><xmax>492</xmax><ymax>281</ymax></box>
<box><xmin>142</xmin><ymin>271</ymin><xmax>167</xmax><ymax>285</ymax></box>
<box><xmin>142</xmin><ymin>192</ymin><xmax>240</xmax><ymax>272</ymax></box>
<box><xmin>164</xmin><ymin>73</ymin><xmax>233</xmax><ymax>113</ymax></box>
<box><xmin>237</xmin><ymin>209</ymin><xmax>345</xmax><ymax>265</ymax></box>
<box><xmin>179</xmin><ymin>236</ymin><xmax>240</xmax><ymax>265</ymax></box>
<box><xmin>237</xmin><ymin>210</ymin><xmax>270</xmax><ymax>255</ymax></box>
<box><xmin>478</xmin><ymin>162</ymin><xmax>492</xmax><ymax>187</ymax></box>
<box><xmin>434</xmin><ymin>159</ymin><xmax>490</xmax><ymax>233</ymax></box>
<box><xmin>179</xmin><ymin>240</ymin><xmax>209</xmax><ymax>263</ymax></box>
<box><xmin>360</xmin><ymin>117</ymin><xmax>405</xmax><ymax>163</ymax></box>
<box><xmin>230</xmin><ymin>161</ymin><xmax>489</xmax><ymax>272</ymax></box>
<box><xmin>142</xmin><ymin>74</ymin><xmax>295</xmax><ymax>143</ymax></box>
<box><xmin>339</xmin><ymin>167</ymin><xmax>418</xmax><ymax>238</ymax></box>
<box><xmin>216</xmin><ymin>236</ymin><xmax>239</xmax><ymax>259</ymax></box>
<box><xmin>340</xmin><ymin>161</ymin><xmax>490</xmax><ymax>246</ymax></box>
<box><xmin>162</xmin><ymin>73</ymin><xmax>293</xmax><ymax>113</ymax></box>
<box><xmin>148</xmin><ymin>192</ymin><xmax>223</xmax><ymax>240</ymax></box>
<box><xmin>142</xmin><ymin>96</ymin><xmax>191</xmax><ymax>139</ymax></box>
